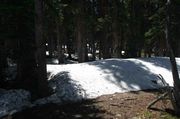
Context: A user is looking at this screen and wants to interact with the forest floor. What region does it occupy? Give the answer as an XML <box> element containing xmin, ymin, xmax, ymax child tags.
<box><xmin>8</xmin><ymin>90</ymin><xmax>180</xmax><ymax>119</ymax></box>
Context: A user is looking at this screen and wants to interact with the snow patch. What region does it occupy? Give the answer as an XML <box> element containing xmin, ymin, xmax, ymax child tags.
<box><xmin>0</xmin><ymin>89</ymin><xmax>31</xmax><ymax>118</ymax></box>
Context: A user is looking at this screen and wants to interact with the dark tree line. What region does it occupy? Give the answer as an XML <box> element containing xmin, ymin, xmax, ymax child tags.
<box><xmin>0</xmin><ymin>0</ymin><xmax>180</xmax><ymax>106</ymax></box>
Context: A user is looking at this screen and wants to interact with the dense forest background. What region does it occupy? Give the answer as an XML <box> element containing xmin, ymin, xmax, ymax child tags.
<box><xmin>0</xmin><ymin>0</ymin><xmax>180</xmax><ymax>98</ymax></box>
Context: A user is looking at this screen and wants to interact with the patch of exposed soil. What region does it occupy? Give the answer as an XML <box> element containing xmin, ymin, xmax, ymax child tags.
<box><xmin>3</xmin><ymin>90</ymin><xmax>179</xmax><ymax>119</ymax></box>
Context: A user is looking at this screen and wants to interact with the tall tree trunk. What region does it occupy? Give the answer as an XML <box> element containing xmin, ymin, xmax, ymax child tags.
<box><xmin>178</xmin><ymin>40</ymin><xmax>180</xmax><ymax>57</ymax></box>
<box><xmin>112</xmin><ymin>23</ymin><xmax>121</xmax><ymax>58</ymax></box>
<box><xmin>66</xmin><ymin>39</ymin><xmax>72</xmax><ymax>59</ymax></box>
<box><xmin>0</xmin><ymin>40</ymin><xmax>7</xmax><ymax>88</ymax></box>
<box><xmin>166</xmin><ymin>0</ymin><xmax>180</xmax><ymax>113</ymax></box>
<box><xmin>76</xmin><ymin>0</ymin><xmax>87</xmax><ymax>63</ymax></box>
<box><xmin>47</xmin><ymin>35</ymin><xmax>54</xmax><ymax>58</ymax></box>
<box><xmin>102</xmin><ymin>33</ymin><xmax>110</xmax><ymax>59</ymax></box>
<box><xmin>91</xmin><ymin>0</ymin><xmax>96</xmax><ymax>61</ymax></box>
<box><xmin>56</xmin><ymin>22</ymin><xmax>64</xmax><ymax>64</ymax></box>
<box><xmin>112</xmin><ymin>0</ymin><xmax>121</xmax><ymax>58</ymax></box>
<box><xmin>98</xmin><ymin>0</ymin><xmax>111</xmax><ymax>59</ymax></box>
<box><xmin>35</xmin><ymin>0</ymin><xmax>50</xmax><ymax>98</ymax></box>
<box><xmin>77</xmin><ymin>19</ymin><xmax>86</xmax><ymax>63</ymax></box>
<box><xmin>91</xmin><ymin>33</ymin><xmax>96</xmax><ymax>61</ymax></box>
<box><xmin>17</xmin><ymin>2</ymin><xmax>39</xmax><ymax>99</ymax></box>
<box><xmin>98</xmin><ymin>33</ymin><xmax>102</xmax><ymax>60</ymax></box>
<box><xmin>17</xmin><ymin>38</ymin><xmax>38</xmax><ymax>99</ymax></box>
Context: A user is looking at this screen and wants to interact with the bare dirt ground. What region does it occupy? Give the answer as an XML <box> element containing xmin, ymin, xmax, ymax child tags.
<box><xmin>4</xmin><ymin>90</ymin><xmax>180</xmax><ymax>119</ymax></box>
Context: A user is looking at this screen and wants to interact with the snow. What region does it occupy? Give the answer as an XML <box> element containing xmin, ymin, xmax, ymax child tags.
<box><xmin>47</xmin><ymin>57</ymin><xmax>180</xmax><ymax>100</ymax></box>
<box><xmin>0</xmin><ymin>89</ymin><xmax>31</xmax><ymax>117</ymax></box>
<box><xmin>0</xmin><ymin>57</ymin><xmax>180</xmax><ymax>118</ymax></box>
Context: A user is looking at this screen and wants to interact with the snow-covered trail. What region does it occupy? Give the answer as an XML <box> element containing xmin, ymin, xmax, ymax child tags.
<box><xmin>0</xmin><ymin>57</ymin><xmax>180</xmax><ymax>118</ymax></box>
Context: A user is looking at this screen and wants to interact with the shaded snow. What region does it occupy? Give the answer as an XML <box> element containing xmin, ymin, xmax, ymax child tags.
<box><xmin>0</xmin><ymin>57</ymin><xmax>180</xmax><ymax>118</ymax></box>
<box><xmin>0</xmin><ymin>89</ymin><xmax>30</xmax><ymax>117</ymax></box>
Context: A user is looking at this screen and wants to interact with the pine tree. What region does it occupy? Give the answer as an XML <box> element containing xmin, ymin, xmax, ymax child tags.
<box><xmin>165</xmin><ymin>0</ymin><xmax>180</xmax><ymax>113</ymax></box>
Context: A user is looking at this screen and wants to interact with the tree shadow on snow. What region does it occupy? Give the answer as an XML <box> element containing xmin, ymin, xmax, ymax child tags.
<box><xmin>138</xmin><ymin>57</ymin><xmax>180</xmax><ymax>72</ymax></box>
<box><xmin>12</xmin><ymin>72</ymin><xmax>107</xmax><ymax>119</ymax></box>
<box><xmin>86</xmin><ymin>58</ymin><xmax>165</xmax><ymax>92</ymax></box>
<box><xmin>47</xmin><ymin>71</ymin><xmax>87</xmax><ymax>102</ymax></box>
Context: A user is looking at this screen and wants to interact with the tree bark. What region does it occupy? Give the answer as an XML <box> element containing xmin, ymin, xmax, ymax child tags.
<box><xmin>112</xmin><ymin>0</ymin><xmax>121</xmax><ymax>58</ymax></box>
<box><xmin>35</xmin><ymin>0</ymin><xmax>50</xmax><ymax>98</ymax></box>
<box><xmin>98</xmin><ymin>0</ymin><xmax>111</xmax><ymax>59</ymax></box>
<box><xmin>0</xmin><ymin>40</ymin><xmax>7</xmax><ymax>88</ymax></box>
<box><xmin>47</xmin><ymin>36</ymin><xmax>54</xmax><ymax>57</ymax></box>
<box><xmin>56</xmin><ymin>22</ymin><xmax>64</xmax><ymax>64</ymax></box>
<box><xmin>76</xmin><ymin>0</ymin><xmax>87</xmax><ymax>63</ymax></box>
<box><xmin>91</xmin><ymin>32</ymin><xmax>96</xmax><ymax>61</ymax></box>
<box><xmin>77</xmin><ymin>19</ymin><xmax>86</xmax><ymax>63</ymax></box>
<box><xmin>17</xmin><ymin>38</ymin><xmax>38</xmax><ymax>99</ymax></box>
<box><xmin>66</xmin><ymin>39</ymin><xmax>73</xmax><ymax>59</ymax></box>
<box><xmin>165</xmin><ymin>0</ymin><xmax>180</xmax><ymax>113</ymax></box>
<box><xmin>178</xmin><ymin>40</ymin><xmax>180</xmax><ymax>57</ymax></box>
